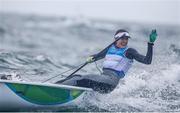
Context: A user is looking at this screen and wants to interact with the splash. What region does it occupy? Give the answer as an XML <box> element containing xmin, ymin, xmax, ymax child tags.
<box><xmin>0</xmin><ymin>12</ymin><xmax>180</xmax><ymax>112</ymax></box>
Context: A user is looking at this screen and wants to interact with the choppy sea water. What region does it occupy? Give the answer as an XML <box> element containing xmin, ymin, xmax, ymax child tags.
<box><xmin>0</xmin><ymin>12</ymin><xmax>180</xmax><ymax>112</ymax></box>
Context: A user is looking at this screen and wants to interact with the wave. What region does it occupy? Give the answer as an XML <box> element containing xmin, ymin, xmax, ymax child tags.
<box><xmin>0</xmin><ymin>12</ymin><xmax>180</xmax><ymax>112</ymax></box>
<box><xmin>170</xmin><ymin>44</ymin><xmax>180</xmax><ymax>57</ymax></box>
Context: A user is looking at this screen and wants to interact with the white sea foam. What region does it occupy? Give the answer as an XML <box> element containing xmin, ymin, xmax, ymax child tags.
<box><xmin>0</xmin><ymin>12</ymin><xmax>180</xmax><ymax>112</ymax></box>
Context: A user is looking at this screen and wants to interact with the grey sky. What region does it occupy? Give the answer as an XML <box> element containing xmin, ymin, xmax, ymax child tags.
<box><xmin>0</xmin><ymin>0</ymin><xmax>179</xmax><ymax>25</ymax></box>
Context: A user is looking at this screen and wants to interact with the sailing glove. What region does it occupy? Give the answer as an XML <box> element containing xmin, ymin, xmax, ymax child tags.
<box><xmin>86</xmin><ymin>56</ymin><xmax>95</xmax><ymax>63</ymax></box>
<box><xmin>149</xmin><ymin>29</ymin><xmax>157</xmax><ymax>43</ymax></box>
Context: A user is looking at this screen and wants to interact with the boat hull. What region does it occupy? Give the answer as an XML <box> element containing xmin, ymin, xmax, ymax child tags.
<box><xmin>0</xmin><ymin>80</ymin><xmax>91</xmax><ymax>111</ymax></box>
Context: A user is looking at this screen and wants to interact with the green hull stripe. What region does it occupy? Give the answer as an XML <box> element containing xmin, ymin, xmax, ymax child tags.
<box><xmin>6</xmin><ymin>83</ymin><xmax>83</xmax><ymax>105</ymax></box>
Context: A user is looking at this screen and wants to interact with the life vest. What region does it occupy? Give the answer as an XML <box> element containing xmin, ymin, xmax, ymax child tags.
<box><xmin>103</xmin><ymin>45</ymin><xmax>133</xmax><ymax>75</ymax></box>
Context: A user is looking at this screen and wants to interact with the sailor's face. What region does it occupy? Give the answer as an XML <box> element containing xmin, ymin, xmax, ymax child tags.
<box><xmin>116</xmin><ymin>37</ymin><xmax>128</xmax><ymax>48</ymax></box>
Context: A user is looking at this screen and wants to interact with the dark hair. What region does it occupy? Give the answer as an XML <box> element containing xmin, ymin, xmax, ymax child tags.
<box><xmin>115</xmin><ymin>29</ymin><xmax>129</xmax><ymax>35</ymax></box>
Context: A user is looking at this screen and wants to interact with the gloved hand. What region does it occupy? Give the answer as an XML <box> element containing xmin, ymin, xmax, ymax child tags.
<box><xmin>86</xmin><ymin>56</ymin><xmax>95</xmax><ymax>63</ymax></box>
<box><xmin>149</xmin><ymin>29</ymin><xmax>157</xmax><ymax>43</ymax></box>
